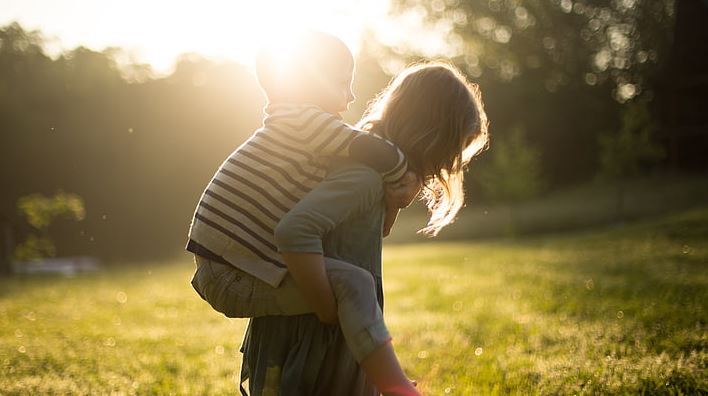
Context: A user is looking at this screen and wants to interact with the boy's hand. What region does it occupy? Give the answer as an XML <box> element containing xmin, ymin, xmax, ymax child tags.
<box><xmin>383</xmin><ymin>171</ymin><xmax>422</xmax><ymax>237</ymax></box>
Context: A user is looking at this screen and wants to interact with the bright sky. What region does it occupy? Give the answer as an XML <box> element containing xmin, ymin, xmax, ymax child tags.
<box><xmin>0</xmin><ymin>0</ymin><xmax>457</xmax><ymax>75</ymax></box>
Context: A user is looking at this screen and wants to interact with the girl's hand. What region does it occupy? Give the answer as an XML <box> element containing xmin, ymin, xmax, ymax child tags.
<box><xmin>383</xmin><ymin>171</ymin><xmax>422</xmax><ymax>237</ymax></box>
<box><xmin>385</xmin><ymin>171</ymin><xmax>422</xmax><ymax>209</ymax></box>
<box><xmin>382</xmin><ymin>207</ymin><xmax>400</xmax><ymax>238</ymax></box>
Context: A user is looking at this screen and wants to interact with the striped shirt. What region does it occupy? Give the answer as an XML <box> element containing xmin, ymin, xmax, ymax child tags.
<box><xmin>186</xmin><ymin>103</ymin><xmax>407</xmax><ymax>287</ymax></box>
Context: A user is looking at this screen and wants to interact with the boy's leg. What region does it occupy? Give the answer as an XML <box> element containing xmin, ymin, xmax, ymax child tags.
<box><xmin>191</xmin><ymin>255</ymin><xmax>267</xmax><ymax>317</ymax></box>
<box><xmin>193</xmin><ymin>255</ymin><xmax>391</xmax><ymax>362</ymax></box>
<box><xmin>270</xmin><ymin>257</ymin><xmax>391</xmax><ymax>362</ymax></box>
<box><xmin>319</xmin><ymin>257</ymin><xmax>391</xmax><ymax>363</ymax></box>
<box><xmin>191</xmin><ymin>255</ymin><xmax>311</xmax><ymax>318</ymax></box>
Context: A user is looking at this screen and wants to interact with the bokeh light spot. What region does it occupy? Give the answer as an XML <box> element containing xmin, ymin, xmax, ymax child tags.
<box><xmin>116</xmin><ymin>291</ymin><xmax>128</xmax><ymax>304</ymax></box>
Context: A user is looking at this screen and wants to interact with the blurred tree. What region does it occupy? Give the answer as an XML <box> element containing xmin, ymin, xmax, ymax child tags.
<box><xmin>0</xmin><ymin>22</ymin><xmax>265</xmax><ymax>262</ymax></box>
<box><xmin>389</xmin><ymin>0</ymin><xmax>675</xmax><ymax>101</ymax></box>
<box><xmin>597</xmin><ymin>100</ymin><xmax>664</xmax><ymax>220</ymax></box>
<box><xmin>14</xmin><ymin>192</ymin><xmax>85</xmax><ymax>262</ymax></box>
<box><xmin>0</xmin><ymin>13</ymin><xmax>686</xmax><ymax>261</ymax></box>
<box><xmin>656</xmin><ymin>0</ymin><xmax>708</xmax><ymax>170</ymax></box>
<box><xmin>380</xmin><ymin>0</ymin><xmax>676</xmax><ymax>185</ymax></box>
<box><xmin>472</xmin><ymin>126</ymin><xmax>544</xmax><ymax>234</ymax></box>
<box><xmin>0</xmin><ymin>214</ymin><xmax>14</xmax><ymax>275</ymax></box>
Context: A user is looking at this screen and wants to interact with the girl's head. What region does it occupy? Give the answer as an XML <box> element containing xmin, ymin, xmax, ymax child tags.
<box><xmin>358</xmin><ymin>62</ymin><xmax>489</xmax><ymax>236</ymax></box>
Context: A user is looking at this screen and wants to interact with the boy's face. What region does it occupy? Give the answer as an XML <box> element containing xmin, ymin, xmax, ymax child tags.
<box><xmin>319</xmin><ymin>57</ymin><xmax>355</xmax><ymax>115</ymax></box>
<box><xmin>261</xmin><ymin>33</ymin><xmax>356</xmax><ymax>114</ymax></box>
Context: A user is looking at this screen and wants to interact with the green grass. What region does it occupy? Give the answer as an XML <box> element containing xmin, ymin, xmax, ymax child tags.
<box><xmin>387</xmin><ymin>171</ymin><xmax>708</xmax><ymax>242</ymax></box>
<box><xmin>1</xmin><ymin>207</ymin><xmax>707</xmax><ymax>394</ymax></box>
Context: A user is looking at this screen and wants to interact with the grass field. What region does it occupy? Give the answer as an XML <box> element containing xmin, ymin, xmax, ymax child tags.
<box><xmin>387</xmin><ymin>171</ymin><xmax>708</xmax><ymax>243</ymax></box>
<box><xmin>1</xmin><ymin>207</ymin><xmax>706</xmax><ymax>395</ymax></box>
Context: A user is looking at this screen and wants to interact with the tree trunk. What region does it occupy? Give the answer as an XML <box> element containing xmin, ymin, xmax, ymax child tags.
<box><xmin>661</xmin><ymin>0</ymin><xmax>708</xmax><ymax>170</ymax></box>
<box><xmin>0</xmin><ymin>222</ymin><xmax>14</xmax><ymax>275</ymax></box>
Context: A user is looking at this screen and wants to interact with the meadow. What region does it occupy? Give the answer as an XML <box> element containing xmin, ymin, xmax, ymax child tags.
<box><xmin>1</xmin><ymin>207</ymin><xmax>706</xmax><ymax>395</ymax></box>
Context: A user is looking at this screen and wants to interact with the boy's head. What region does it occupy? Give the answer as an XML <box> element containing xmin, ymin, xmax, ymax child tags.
<box><xmin>256</xmin><ymin>31</ymin><xmax>355</xmax><ymax>114</ymax></box>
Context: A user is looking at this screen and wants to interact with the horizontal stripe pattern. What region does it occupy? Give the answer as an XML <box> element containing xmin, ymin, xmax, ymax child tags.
<box><xmin>188</xmin><ymin>103</ymin><xmax>407</xmax><ymax>285</ymax></box>
<box><xmin>194</xmin><ymin>213</ymin><xmax>285</xmax><ymax>267</ymax></box>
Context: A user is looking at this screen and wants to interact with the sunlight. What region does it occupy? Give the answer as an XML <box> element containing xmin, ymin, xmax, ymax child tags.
<box><xmin>181</xmin><ymin>1</ymin><xmax>315</xmax><ymax>68</ymax></box>
<box><xmin>1</xmin><ymin>0</ymin><xmax>460</xmax><ymax>75</ymax></box>
<box><xmin>147</xmin><ymin>0</ymin><xmax>393</xmax><ymax>74</ymax></box>
<box><xmin>257</xmin><ymin>33</ymin><xmax>302</xmax><ymax>79</ymax></box>
<box><xmin>1</xmin><ymin>0</ymin><xmax>382</xmax><ymax>73</ymax></box>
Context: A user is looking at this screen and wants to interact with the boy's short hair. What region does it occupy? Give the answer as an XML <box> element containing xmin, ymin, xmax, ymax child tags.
<box><xmin>255</xmin><ymin>31</ymin><xmax>353</xmax><ymax>102</ymax></box>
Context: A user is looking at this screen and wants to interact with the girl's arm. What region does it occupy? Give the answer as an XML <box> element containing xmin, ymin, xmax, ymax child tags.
<box><xmin>273</xmin><ymin>164</ymin><xmax>384</xmax><ymax>324</ymax></box>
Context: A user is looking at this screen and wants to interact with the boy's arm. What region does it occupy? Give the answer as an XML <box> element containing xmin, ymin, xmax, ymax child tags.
<box><xmin>278</xmin><ymin>106</ymin><xmax>417</xmax><ymax>235</ymax></box>
<box><xmin>348</xmin><ymin>134</ymin><xmax>408</xmax><ymax>184</ymax></box>
<box><xmin>293</xmin><ymin>108</ymin><xmax>408</xmax><ymax>183</ymax></box>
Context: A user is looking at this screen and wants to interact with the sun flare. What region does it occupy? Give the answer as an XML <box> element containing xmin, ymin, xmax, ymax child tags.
<box><xmin>75</xmin><ymin>0</ymin><xmax>383</xmax><ymax>74</ymax></box>
<box><xmin>1</xmin><ymin>0</ymin><xmax>456</xmax><ymax>75</ymax></box>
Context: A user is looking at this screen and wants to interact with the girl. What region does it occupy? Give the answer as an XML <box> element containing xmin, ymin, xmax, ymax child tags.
<box><xmin>240</xmin><ymin>62</ymin><xmax>489</xmax><ymax>395</ymax></box>
<box><xmin>189</xmin><ymin>31</ymin><xmax>424</xmax><ymax>395</ymax></box>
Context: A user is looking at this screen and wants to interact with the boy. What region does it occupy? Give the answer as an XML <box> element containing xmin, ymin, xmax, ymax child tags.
<box><xmin>187</xmin><ymin>31</ymin><xmax>420</xmax><ymax>395</ymax></box>
<box><xmin>187</xmin><ymin>31</ymin><xmax>416</xmax><ymax>292</ymax></box>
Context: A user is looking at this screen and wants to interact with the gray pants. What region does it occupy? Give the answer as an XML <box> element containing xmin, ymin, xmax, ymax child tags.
<box><xmin>191</xmin><ymin>255</ymin><xmax>390</xmax><ymax>362</ymax></box>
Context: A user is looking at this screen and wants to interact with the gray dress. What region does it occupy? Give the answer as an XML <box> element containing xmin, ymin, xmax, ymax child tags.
<box><xmin>239</xmin><ymin>163</ymin><xmax>385</xmax><ymax>395</ymax></box>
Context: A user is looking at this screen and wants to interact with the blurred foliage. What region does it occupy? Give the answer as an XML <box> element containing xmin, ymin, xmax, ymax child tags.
<box><xmin>17</xmin><ymin>192</ymin><xmax>85</xmax><ymax>230</ymax></box>
<box><xmin>598</xmin><ymin>100</ymin><xmax>664</xmax><ymax>180</ymax></box>
<box><xmin>473</xmin><ymin>126</ymin><xmax>543</xmax><ymax>203</ymax></box>
<box><xmin>14</xmin><ymin>192</ymin><xmax>85</xmax><ymax>261</ymax></box>
<box><xmin>382</xmin><ymin>0</ymin><xmax>679</xmax><ymax>187</ymax></box>
<box><xmin>13</xmin><ymin>235</ymin><xmax>56</xmax><ymax>262</ymax></box>
<box><xmin>0</xmin><ymin>12</ymin><xmax>692</xmax><ymax>261</ymax></box>
<box><xmin>597</xmin><ymin>100</ymin><xmax>664</xmax><ymax>220</ymax></box>
<box><xmin>389</xmin><ymin>0</ymin><xmax>675</xmax><ymax>102</ymax></box>
<box><xmin>0</xmin><ymin>22</ymin><xmax>265</xmax><ymax>261</ymax></box>
<box><xmin>471</xmin><ymin>127</ymin><xmax>544</xmax><ymax>236</ymax></box>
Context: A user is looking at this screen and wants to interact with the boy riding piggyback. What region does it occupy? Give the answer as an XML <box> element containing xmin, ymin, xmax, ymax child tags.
<box><xmin>188</xmin><ymin>31</ymin><xmax>422</xmax><ymax>395</ymax></box>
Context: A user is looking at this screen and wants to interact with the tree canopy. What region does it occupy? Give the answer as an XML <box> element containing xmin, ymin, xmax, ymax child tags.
<box><xmin>0</xmin><ymin>7</ymin><xmax>691</xmax><ymax>261</ymax></box>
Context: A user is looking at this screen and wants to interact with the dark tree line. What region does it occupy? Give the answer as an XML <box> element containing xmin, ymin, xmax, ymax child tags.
<box><xmin>384</xmin><ymin>0</ymin><xmax>682</xmax><ymax>184</ymax></box>
<box><xmin>0</xmin><ymin>22</ymin><xmax>265</xmax><ymax>262</ymax></box>
<box><xmin>1</xmin><ymin>0</ymin><xmax>705</xmax><ymax>264</ymax></box>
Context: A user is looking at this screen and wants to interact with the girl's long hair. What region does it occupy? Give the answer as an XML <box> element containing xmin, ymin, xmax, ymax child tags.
<box><xmin>357</xmin><ymin>62</ymin><xmax>489</xmax><ymax>236</ymax></box>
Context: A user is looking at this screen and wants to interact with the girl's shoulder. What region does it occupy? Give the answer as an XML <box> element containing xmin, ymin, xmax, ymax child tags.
<box><xmin>326</xmin><ymin>162</ymin><xmax>384</xmax><ymax>200</ymax></box>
